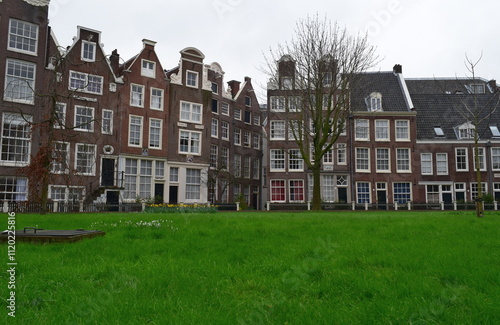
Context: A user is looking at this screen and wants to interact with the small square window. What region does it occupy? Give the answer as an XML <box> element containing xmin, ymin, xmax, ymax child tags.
<box><xmin>141</xmin><ymin>60</ymin><xmax>156</xmax><ymax>78</ymax></box>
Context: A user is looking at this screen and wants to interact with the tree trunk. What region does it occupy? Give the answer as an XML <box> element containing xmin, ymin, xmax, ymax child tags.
<box><xmin>311</xmin><ymin>165</ymin><xmax>322</xmax><ymax>210</ymax></box>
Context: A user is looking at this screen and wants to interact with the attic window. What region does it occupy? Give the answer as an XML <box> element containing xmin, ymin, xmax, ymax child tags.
<box><xmin>282</xmin><ymin>77</ymin><xmax>292</xmax><ymax>90</ymax></box>
<box><xmin>490</xmin><ymin>126</ymin><xmax>500</xmax><ymax>137</ymax></box>
<box><xmin>367</xmin><ymin>92</ymin><xmax>382</xmax><ymax>111</ymax></box>
<box><xmin>469</xmin><ymin>84</ymin><xmax>485</xmax><ymax>94</ymax></box>
<box><xmin>434</xmin><ymin>127</ymin><xmax>445</xmax><ymax>137</ymax></box>
<box><xmin>82</xmin><ymin>41</ymin><xmax>96</xmax><ymax>62</ymax></box>
<box><xmin>455</xmin><ymin>122</ymin><xmax>475</xmax><ymax>139</ymax></box>
<box><xmin>141</xmin><ymin>60</ymin><xmax>156</xmax><ymax>78</ymax></box>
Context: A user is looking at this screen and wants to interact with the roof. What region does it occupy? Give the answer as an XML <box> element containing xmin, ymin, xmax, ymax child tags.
<box><xmin>351</xmin><ymin>71</ymin><xmax>412</xmax><ymax>112</ymax></box>
<box><xmin>406</xmin><ymin>78</ymin><xmax>498</xmax><ymax>95</ymax></box>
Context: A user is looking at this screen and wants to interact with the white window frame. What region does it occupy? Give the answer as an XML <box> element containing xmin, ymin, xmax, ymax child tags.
<box><xmin>355</xmin><ymin>147</ymin><xmax>370</xmax><ymax>172</ymax></box>
<box><xmin>4</xmin><ymin>59</ymin><xmax>36</xmax><ymax>104</ymax></box>
<box><xmin>270</xmin><ymin>179</ymin><xmax>286</xmax><ymax>202</ymax></box>
<box><xmin>436</xmin><ymin>153</ymin><xmax>448</xmax><ymax>175</ymax></box>
<box><xmin>149</xmin><ymin>118</ymin><xmax>162</xmax><ymax>149</ymax></box>
<box><xmin>289</xmin><ymin>179</ymin><xmax>305</xmax><ymax>202</ymax></box>
<box><xmin>288</xmin><ymin>149</ymin><xmax>304</xmax><ymax>172</ymax></box>
<box><xmin>75</xmin><ymin>143</ymin><xmax>96</xmax><ymax>176</ymax></box>
<box><xmin>180</xmin><ymin>101</ymin><xmax>202</xmax><ymax>124</ymax></box>
<box><xmin>130</xmin><ymin>84</ymin><xmax>145</xmax><ymax>107</ymax></box>
<box><xmin>8</xmin><ymin>19</ymin><xmax>39</xmax><ymax>55</ymax></box>
<box><xmin>473</xmin><ymin>147</ymin><xmax>486</xmax><ymax>171</ymax></box>
<box><xmin>74</xmin><ymin>106</ymin><xmax>94</xmax><ymax>132</ymax></box>
<box><xmin>270</xmin><ymin>149</ymin><xmax>285</xmax><ymax>171</ymax></box>
<box><xmin>81</xmin><ymin>41</ymin><xmax>96</xmax><ymax>62</ymax></box>
<box><xmin>54</xmin><ymin>103</ymin><xmax>66</xmax><ymax>129</ymax></box>
<box><xmin>234</xmin><ymin>108</ymin><xmax>242</xmax><ymax>120</ymax></box>
<box><xmin>179</xmin><ymin>130</ymin><xmax>201</xmax><ymax>155</ymax></box>
<box><xmin>221</xmin><ymin>121</ymin><xmax>229</xmax><ymax>141</ymax></box>
<box><xmin>141</xmin><ymin>59</ymin><xmax>156</xmax><ymax>78</ymax></box>
<box><xmin>337</xmin><ymin>143</ymin><xmax>347</xmax><ymax>165</ymax></box>
<box><xmin>128</xmin><ymin>115</ymin><xmax>143</xmax><ymax>147</ymax></box>
<box><xmin>356</xmin><ymin>182</ymin><xmax>371</xmax><ymax>203</ymax></box>
<box><xmin>270</xmin><ymin>120</ymin><xmax>286</xmax><ymax>140</ymax></box>
<box><xmin>395</xmin><ymin>120</ymin><xmax>410</xmax><ymax>141</ymax></box>
<box><xmin>186</xmin><ymin>70</ymin><xmax>198</xmax><ymax>88</ymax></box>
<box><xmin>492</xmin><ymin>147</ymin><xmax>500</xmax><ymax>171</ymax></box>
<box><xmin>376</xmin><ymin>148</ymin><xmax>390</xmax><ymax>172</ymax></box>
<box><xmin>270</xmin><ymin>96</ymin><xmax>286</xmax><ymax>112</ymax></box>
<box><xmin>211</xmin><ymin>118</ymin><xmax>219</xmax><ymax>138</ymax></box>
<box><xmin>69</xmin><ymin>70</ymin><xmax>103</xmax><ymax>95</ymax></box>
<box><xmin>150</xmin><ymin>88</ymin><xmax>164</xmax><ymax>110</ymax></box>
<box><xmin>51</xmin><ymin>141</ymin><xmax>70</xmax><ymax>174</ymax></box>
<box><xmin>102</xmin><ymin>109</ymin><xmax>113</xmax><ymax>135</ymax></box>
<box><xmin>0</xmin><ymin>113</ymin><xmax>32</xmax><ymax>166</ymax></box>
<box><xmin>375</xmin><ymin>120</ymin><xmax>390</xmax><ymax>141</ymax></box>
<box><xmin>355</xmin><ymin>119</ymin><xmax>369</xmax><ymax>141</ymax></box>
<box><xmin>421</xmin><ymin>153</ymin><xmax>433</xmax><ymax>175</ymax></box>
<box><xmin>396</xmin><ymin>148</ymin><xmax>411</xmax><ymax>172</ymax></box>
<box><xmin>455</xmin><ymin>148</ymin><xmax>469</xmax><ymax>172</ymax></box>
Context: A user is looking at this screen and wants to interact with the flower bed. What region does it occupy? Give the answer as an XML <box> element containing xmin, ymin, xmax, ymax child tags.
<box><xmin>144</xmin><ymin>204</ymin><xmax>217</xmax><ymax>214</ymax></box>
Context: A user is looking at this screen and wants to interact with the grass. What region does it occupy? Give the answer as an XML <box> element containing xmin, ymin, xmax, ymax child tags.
<box><xmin>1</xmin><ymin>210</ymin><xmax>500</xmax><ymax>324</ymax></box>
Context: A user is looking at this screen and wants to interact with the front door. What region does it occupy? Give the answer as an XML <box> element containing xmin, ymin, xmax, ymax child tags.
<box><xmin>101</xmin><ymin>158</ymin><xmax>115</xmax><ymax>187</ymax></box>
<box><xmin>376</xmin><ymin>183</ymin><xmax>387</xmax><ymax>210</ymax></box>
<box><xmin>155</xmin><ymin>184</ymin><xmax>165</xmax><ymax>204</ymax></box>
<box><xmin>106</xmin><ymin>191</ymin><xmax>119</xmax><ymax>211</ymax></box>
<box><xmin>169</xmin><ymin>186</ymin><xmax>178</xmax><ymax>204</ymax></box>
<box><xmin>338</xmin><ymin>188</ymin><xmax>348</xmax><ymax>203</ymax></box>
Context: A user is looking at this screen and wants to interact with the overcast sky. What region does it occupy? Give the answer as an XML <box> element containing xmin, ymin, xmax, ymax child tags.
<box><xmin>47</xmin><ymin>0</ymin><xmax>500</xmax><ymax>101</ymax></box>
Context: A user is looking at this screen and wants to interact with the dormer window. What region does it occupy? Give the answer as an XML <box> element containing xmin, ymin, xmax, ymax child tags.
<box><xmin>367</xmin><ymin>92</ymin><xmax>382</xmax><ymax>111</ymax></box>
<box><xmin>455</xmin><ymin>122</ymin><xmax>475</xmax><ymax>139</ymax></box>
<box><xmin>469</xmin><ymin>84</ymin><xmax>485</xmax><ymax>94</ymax></box>
<box><xmin>323</xmin><ymin>72</ymin><xmax>333</xmax><ymax>86</ymax></box>
<box><xmin>282</xmin><ymin>77</ymin><xmax>292</xmax><ymax>90</ymax></box>
<box><xmin>81</xmin><ymin>41</ymin><xmax>96</xmax><ymax>62</ymax></box>
<box><xmin>490</xmin><ymin>125</ymin><xmax>500</xmax><ymax>137</ymax></box>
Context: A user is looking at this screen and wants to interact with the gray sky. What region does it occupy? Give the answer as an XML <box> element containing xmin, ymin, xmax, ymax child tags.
<box><xmin>48</xmin><ymin>0</ymin><xmax>500</xmax><ymax>101</ymax></box>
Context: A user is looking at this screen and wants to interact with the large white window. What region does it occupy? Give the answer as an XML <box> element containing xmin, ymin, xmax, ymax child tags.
<box><xmin>75</xmin><ymin>144</ymin><xmax>96</xmax><ymax>175</ymax></box>
<box><xmin>221</xmin><ymin>121</ymin><xmax>229</xmax><ymax>140</ymax></box>
<box><xmin>270</xmin><ymin>180</ymin><xmax>286</xmax><ymax>202</ymax></box>
<box><xmin>0</xmin><ymin>177</ymin><xmax>27</xmax><ymax>201</ymax></box>
<box><xmin>210</xmin><ymin>145</ymin><xmax>218</xmax><ymax>168</ymax></box>
<box><xmin>395</xmin><ymin>120</ymin><xmax>410</xmax><ymax>141</ymax></box>
<box><xmin>186</xmin><ymin>70</ymin><xmax>198</xmax><ymax>88</ymax></box>
<box><xmin>394</xmin><ymin>182</ymin><xmax>411</xmax><ymax>204</ymax></box>
<box><xmin>123</xmin><ymin>159</ymin><xmax>164</xmax><ymax>200</ymax></box>
<box><xmin>270</xmin><ymin>149</ymin><xmax>285</xmax><ymax>171</ymax></box>
<box><xmin>130</xmin><ymin>84</ymin><xmax>145</xmax><ymax>107</ymax></box>
<box><xmin>355</xmin><ymin>119</ymin><xmax>369</xmax><ymax>140</ymax></box>
<box><xmin>81</xmin><ymin>41</ymin><xmax>96</xmax><ymax>62</ymax></box>
<box><xmin>376</xmin><ymin>148</ymin><xmax>390</xmax><ymax>172</ymax></box>
<box><xmin>289</xmin><ymin>180</ymin><xmax>305</xmax><ymax>202</ymax></box>
<box><xmin>252</xmin><ymin>158</ymin><xmax>260</xmax><ymax>179</ymax></box>
<box><xmin>150</xmin><ymin>88</ymin><xmax>164</xmax><ymax>110</ymax></box>
<box><xmin>69</xmin><ymin>71</ymin><xmax>103</xmax><ymax>95</ymax></box>
<box><xmin>102</xmin><ymin>109</ymin><xmax>113</xmax><ymax>135</ymax></box>
<box><xmin>474</xmin><ymin>147</ymin><xmax>486</xmax><ymax>171</ymax></box>
<box><xmin>396</xmin><ymin>148</ymin><xmax>411</xmax><ymax>172</ymax></box>
<box><xmin>74</xmin><ymin>106</ymin><xmax>94</xmax><ymax>132</ymax></box>
<box><xmin>421</xmin><ymin>153</ymin><xmax>433</xmax><ymax>175</ymax></box>
<box><xmin>179</xmin><ymin>130</ymin><xmax>201</xmax><ymax>155</ymax></box>
<box><xmin>375</xmin><ymin>120</ymin><xmax>389</xmax><ymax>141</ymax></box>
<box><xmin>456</xmin><ymin>148</ymin><xmax>468</xmax><ymax>171</ymax></box>
<box><xmin>149</xmin><ymin>118</ymin><xmax>162</xmax><ymax>149</ymax></box>
<box><xmin>270</xmin><ymin>96</ymin><xmax>286</xmax><ymax>112</ymax></box>
<box><xmin>270</xmin><ymin>120</ymin><xmax>286</xmax><ymax>140</ymax></box>
<box><xmin>4</xmin><ymin>59</ymin><xmax>36</xmax><ymax>104</ymax></box>
<box><xmin>8</xmin><ymin>19</ymin><xmax>38</xmax><ymax>54</ymax></box>
<box><xmin>141</xmin><ymin>60</ymin><xmax>156</xmax><ymax>78</ymax></box>
<box><xmin>355</xmin><ymin>148</ymin><xmax>370</xmax><ymax>172</ymax></box>
<box><xmin>139</xmin><ymin>160</ymin><xmax>153</xmax><ymax>199</ymax></box>
<box><xmin>492</xmin><ymin>148</ymin><xmax>500</xmax><ymax>171</ymax></box>
<box><xmin>322</xmin><ymin>175</ymin><xmax>335</xmax><ymax>202</ymax></box>
<box><xmin>221</xmin><ymin>147</ymin><xmax>229</xmax><ymax>170</ymax></box>
<box><xmin>180</xmin><ymin>101</ymin><xmax>202</xmax><ymax>123</ymax></box>
<box><xmin>244</xmin><ymin>156</ymin><xmax>251</xmax><ymax>178</ymax></box>
<box><xmin>337</xmin><ymin>144</ymin><xmax>346</xmax><ymax>165</ymax></box>
<box><xmin>128</xmin><ymin>115</ymin><xmax>143</xmax><ymax>147</ymax></box>
<box><xmin>51</xmin><ymin>142</ymin><xmax>70</xmax><ymax>174</ymax></box>
<box><xmin>49</xmin><ymin>186</ymin><xmax>84</xmax><ymax>202</ymax></box>
<box><xmin>211</xmin><ymin>118</ymin><xmax>219</xmax><ymax>138</ymax></box>
<box><xmin>186</xmin><ymin>169</ymin><xmax>201</xmax><ymax>200</ymax></box>
<box><xmin>289</xmin><ymin>149</ymin><xmax>304</xmax><ymax>171</ymax></box>
<box><xmin>234</xmin><ymin>154</ymin><xmax>241</xmax><ymax>177</ymax></box>
<box><xmin>1</xmin><ymin>113</ymin><xmax>32</xmax><ymax>165</ymax></box>
<box><xmin>436</xmin><ymin>153</ymin><xmax>448</xmax><ymax>175</ymax></box>
<box><xmin>357</xmin><ymin>182</ymin><xmax>371</xmax><ymax>203</ymax></box>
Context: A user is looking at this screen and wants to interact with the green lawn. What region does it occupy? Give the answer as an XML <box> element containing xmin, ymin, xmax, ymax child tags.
<box><xmin>1</xmin><ymin>211</ymin><xmax>500</xmax><ymax>324</ymax></box>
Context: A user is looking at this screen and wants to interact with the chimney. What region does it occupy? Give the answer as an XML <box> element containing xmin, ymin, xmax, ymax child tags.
<box><xmin>110</xmin><ymin>49</ymin><xmax>120</xmax><ymax>74</ymax></box>
<box><xmin>227</xmin><ymin>80</ymin><xmax>241</xmax><ymax>98</ymax></box>
<box><xmin>488</xmin><ymin>79</ymin><xmax>498</xmax><ymax>92</ymax></box>
<box><xmin>142</xmin><ymin>39</ymin><xmax>157</xmax><ymax>49</ymax></box>
<box><xmin>393</xmin><ymin>64</ymin><xmax>402</xmax><ymax>74</ymax></box>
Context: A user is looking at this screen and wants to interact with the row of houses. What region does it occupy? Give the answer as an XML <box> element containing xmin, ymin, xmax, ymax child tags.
<box><xmin>1</xmin><ymin>0</ymin><xmax>499</xmax><ymax>210</ymax></box>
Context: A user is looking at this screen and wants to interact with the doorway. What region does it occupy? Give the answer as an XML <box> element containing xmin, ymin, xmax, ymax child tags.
<box><xmin>169</xmin><ymin>186</ymin><xmax>178</xmax><ymax>204</ymax></box>
<box><xmin>101</xmin><ymin>158</ymin><xmax>115</xmax><ymax>187</ymax></box>
<box><xmin>155</xmin><ymin>184</ymin><xmax>165</xmax><ymax>204</ymax></box>
<box><xmin>376</xmin><ymin>183</ymin><xmax>387</xmax><ymax>210</ymax></box>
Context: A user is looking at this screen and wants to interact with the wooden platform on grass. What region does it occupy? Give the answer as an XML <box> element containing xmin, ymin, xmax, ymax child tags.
<box><xmin>0</xmin><ymin>228</ymin><xmax>105</xmax><ymax>243</ymax></box>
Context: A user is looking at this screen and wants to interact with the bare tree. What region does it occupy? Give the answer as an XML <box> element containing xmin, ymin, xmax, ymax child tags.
<box><xmin>263</xmin><ymin>15</ymin><xmax>379</xmax><ymax>210</ymax></box>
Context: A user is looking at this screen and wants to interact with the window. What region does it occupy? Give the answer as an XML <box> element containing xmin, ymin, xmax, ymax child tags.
<box><xmin>396</xmin><ymin>148</ymin><xmax>411</xmax><ymax>172</ymax></box>
<box><xmin>357</xmin><ymin>182</ymin><xmax>370</xmax><ymax>203</ymax></box>
<box><xmin>245</xmin><ymin>96</ymin><xmax>252</xmax><ymax>107</ymax></box>
<box><xmin>457</xmin><ymin>122</ymin><xmax>475</xmax><ymax>139</ymax></box>
<box><xmin>169</xmin><ymin>167</ymin><xmax>179</xmax><ymax>182</ymax></box>
<box><xmin>271</xmin><ymin>180</ymin><xmax>286</xmax><ymax>202</ymax></box>
<box><xmin>288</xmin><ymin>120</ymin><xmax>302</xmax><ymax>141</ymax></box>
<box><xmin>490</xmin><ymin>126</ymin><xmax>500</xmax><ymax>137</ymax></box>
<box><xmin>150</xmin><ymin>88</ymin><xmax>164</xmax><ymax>110</ymax></box>
<box><xmin>8</xmin><ymin>19</ymin><xmax>38</xmax><ymax>54</ymax></box>
<box><xmin>356</xmin><ymin>148</ymin><xmax>370</xmax><ymax>172</ymax></box>
<box><xmin>426</xmin><ymin>185</ymin><xmax>440</xmax><ymax>204</ymax></box>
<box><xmin>244</xmin><ymin>111</ymin><xmax>251</xmax><ymax>124</ymax></box>
<box><xmin>270</xmin><ymin>96</ymin><xmax>286</xmax><ymax>112</ymax></box>
<box><xmin>54</xmin><ymin>103</ymin><xmax>66</xmax><ymax>129</ymax></box>
<box><xmin>149</xmin><ymin>118</ymin><xmax>162</xmax><ymax>149</ymax></box>
<box><xmin>289</xmin><ymin>180</ymin><xmax>304</xmax><ymax>202</ymax></box>
<box><xmin>75</xmin><ymin>144</ymin><xmax>96</xmax><ymax>175</ymax></box>
<box><xmin>323</xmin><ymin>72</ymin><xmax>333</xmax><ymax>86</ymax></box>
<box><xmin>1</xmin><ymin>113</ymin><xmax>32</xmax><ymax>165</ymax></box>
<box><xmin>243</xmin><ymin>130</ymin><xmax>251</xmax><ymax>147</ymax></box>
<box><xmin>376</xmin><ymin>148</ymin><xmax>390</xmax><ymax>172</ymax></box>
<box><xmin>474</xmin><ymin>147</ymin><xmax>485</xmax><ymax>171</ymax></box>
<box><xmin>323</xmin><ymin>147</ymin><xmax>333</xmax><ymax>165</ymax></box>
<box><xmin>252</xmin><ymin>134</ymin><xmax>260</xmax><ymax>149</ymax></box>
<box><xmin>128</xmin><ymin>115</ymin><xmax>143</xmax><ymax>147</ymax></box>
<box><xmin>421</xmin><ymin>153</ymin><xmax>433</xmax><ymax>175</ymax></box>
<box><xmin>221</xmin><ymin>121</ymin><xmax>229</xmax><ymax>140</ymax></box>
<box><xmin>234</xmin><ymin>108</ymin><xmax>242</xmax><ymax>120</ymax></box>
<box><xmin>186</xmin><ymin>70</ymin><xmax>198</xmax><ymax>88</ymax></box>
<box><xmin>456</xmin><ymin>148</ymin><xmax>468</xmax><ymax>171</ymax></box>
<box><xmin>252</xmin><ymin>158</ymin><xmax>260</xmax><ymax>179</ymax></box>
<box><xmin>212</xmin><ymin>99</ymin><xmax>219</xmax><ymax>114</ymax></box>
<box><xmin>51</xmin><ymin>142</ymin><xmax>69</xmax><ymax>174</ymax></box>
<box><xmin>81</xmin><ymin>41</ymin><xmax>96</xmax><ymax>62</ymax></box>
<box><xmin>436</xmin><ymin>153</ymin><xmax>448</xmax><ymax>175</ymax></box>
<box><xmin>282</xmin><ymin>77</ymin><xmax>292</xmax><ymax>90</ymax></box>
<box><xmin>368</xmin><ymin>92</ymin><xmax>382</xmax><ymax>111</ymax></box>
<box><xmin>50</xmin><ymin>186</ymin><xmax>84</xmax><ymax>202</ymax></box>
<box><xmin>220</xmin><ymin>179</ymin><xmax>228</xmax><ymax>203</ymax></box>
<box><xmin>234</xmin><ymin>154</ymin><xmax>241</xmax><ymax>177</ymax></box>
<box><xmin>375</xmin><ymin>120</ymin><xmax>389</xmax><ymax>141</ymax></box>
<box><xmin>395</xmin><ymin>120</ymin><xmax>410</xmax><ymax>141</ymax></box>
<box><xmin>75</xmin><ymin>106</ymin><xmax>94</xmax><ymax>132</ymax></box>
<box><xmin>185</xmin><ymin>169</ymin><xmax>201</xmax><ymax>200</ymax></box>
<box><xmin>270</xmin><ymin>149</ymin><xmax>285</xmax><ymax>171</ymax></box>
<box><xmin>270</xmin><ymin>120</ymin><xmax>286</xmax><ymax>140</ymax></box>
<box><xmin>180</xmin><ymin>101</ymin><xmax>202</xmax><ymax>123</ymax></box>
<box><xmin>244</xmin><ymin>156</ymin><xmax>251</xmax><ymax>178</ymax></box>
<box><xmin>355</xmin><ymin>119</ymin><xmax>369</xmax><ymax>140</ymax></box>
<box><xmin>471</xmin><ymin>183</ymin><xmax>487</xmax><ymax>201</ymax></box>
<box><xmin>210</xmin><ymin>145</ymin><xmax>218</xmax><ymax>168</ymax></box>
<box><xmin>0</xmin><ymin>177</ymin><xmax>27</xmax><ymax>201</ymax></box>
<box><xmin>234</xmin><ymin>128</ymin><xmax>241</xmax><ymax>145</ymax></box>
<box><xmin>212</xmin><ymin>82</ymin><xmax>218</xmax><ymax>94</ymax></box>
<box><xmin>492</xmin><ymin>148</ymin><xmax>500</xmax><ymax>171</ymax></box>
<box><xmin>130</xmin><ymin>84</ymin><xmax>145</xmax><ymax>107</ymax></box>
<box><xmin>221</xmin><ymin>102</ymin><xmax>229</xmax><ymax>115</ymax></box>
<box><xmin>155</xmin><ymin>161</ymin><xmax>165</xmax><ymax>179</ymax></box>
<box><xmin>4</xmin><ymin>59</ymin><xmax>36</xmax><ymax>104</ymax></box>
<box><xmin>288</xmin><ymin>96</ymin><xmax>302</xmax><ymax>112</ymax></box>
<box><xmin>102</xmin><ymin>109</ymin><xmax>113</xmax><ymax>135</ymax></box>
<box><xmin>179</xmin><ymin>130</ymin><xmax>201</xmax><ymax>155</ymax></box>
<box><xmin>434</xmin><ymin>127</ymin><xmax>445</xmax><ymax>137</ymax></box>
<box><xmin>69</xmin><ymin>71</ymin><xmax>103</xmax><ymax>95</ymax></box>
<box><xmin>289</xmin><ymin>149</ymin><xmax>304</xmax><ymax>171</ymax></box>
<box><xmin>141</xmin><ymin>60</ymin><xmax>155</xmax><ymax>78</ymax></box>
<box><xmin>469</xmin><ymin>84</ymin><xmax>485</xmax><ymax>94</ymax></box>
<box><xmin>337</xmin><ymin>144</ymin><xmax>346</xmax><ymax>165</ymax></box>
<box><xmin>394</xmin><ymin>182</ymin><xmax>411</xmax><ymax>204</ymax></box>
<box><xmin>221</xmin><ymin>147</ymin><xmax>229</xmax><ymax>170</ymax></box>
<box><xmin>139</xmin><ymin>160</ymin><xmax>153</xmax><ymax>199</ymax></box>
<box><xmin>211</xmin><ymin>118</ymin><xmax>219</xmax><ymax>138</ymax></box>
<box><xmin>253</xmin><ymin>115</ymin><xmax>261</xmax><ymax>126</ymax></box>
<box><xmin>322</xmin><ymin>175</ymin><xmax>335</xmax><ymax>202</ymax></box>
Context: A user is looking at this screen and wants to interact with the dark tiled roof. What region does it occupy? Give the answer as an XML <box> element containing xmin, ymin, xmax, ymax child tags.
<box><xmin>406</xmin><ymin>78</ymin><xmax>497</xmax><ymax>95</ymax></box>
<box><xmin>351</xmin><ymin>71</ymin><xmax>411</xmax><ymax>112</ymax></box>
<box><xmin>411</xmin><ymin>93</ymin><xmax>500</xmax><ymax>140</ymax></box>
